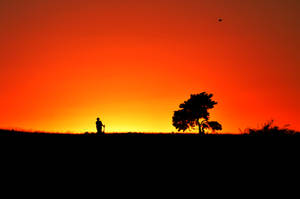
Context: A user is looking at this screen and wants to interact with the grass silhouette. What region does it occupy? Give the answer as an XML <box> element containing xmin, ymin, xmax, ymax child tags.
<box><xmin>244</xmin><ymin>121</ymin><xmax>299</xmax><ymax>136</ymax></box>
<box><xmin>1</xmin><ymin>123</ymin><xmax>299</xmax><ymax>137</ymax></box>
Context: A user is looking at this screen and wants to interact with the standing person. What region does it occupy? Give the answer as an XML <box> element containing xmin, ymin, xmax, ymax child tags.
<box><xmin>96</xmin><ymin>117</ymin><xmax>105</xmax><ymax>134</ymax></box>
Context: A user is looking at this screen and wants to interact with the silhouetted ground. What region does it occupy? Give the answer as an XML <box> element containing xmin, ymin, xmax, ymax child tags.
<box><xmin>1</xmin><ymin>129</ymin><xmax>299</xmax><ymax>137</ymax></box>
<box><xmin>1</xmin><ymin>128</ymin><xmax>299</xmax><ymax>161</ymax></box>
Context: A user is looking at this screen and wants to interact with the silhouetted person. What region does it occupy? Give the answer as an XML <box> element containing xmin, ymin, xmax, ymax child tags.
<box><xmin>96</xmin><ymin>117</ymin><xmax>105</xmax><ymax>134</ymax></box>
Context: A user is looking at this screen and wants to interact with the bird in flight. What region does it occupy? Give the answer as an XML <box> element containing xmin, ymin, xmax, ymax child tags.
<box><xmin>218</xmin><ymin>18</ymin><xmax>223</xmax><ymax>22</ymax></box>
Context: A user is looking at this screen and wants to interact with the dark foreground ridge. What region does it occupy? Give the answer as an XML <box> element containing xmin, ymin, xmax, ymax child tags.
<box><xmin>1</xmin><ymin>129</ymin><xmax>299</xmax><ymax>157</ymax></box>
<box><xmin>0</xmin><ymin>129</ymin><xmax>220</xmax><ymax>136</ymax></box>
<box><xmin>1</xmin><ymin>129</ymin><xmax>300</xmax><ymax>137</ymax></box>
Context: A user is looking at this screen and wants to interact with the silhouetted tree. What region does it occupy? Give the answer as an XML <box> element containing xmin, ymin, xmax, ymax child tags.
<box><xmin>172</xmin><ymin>92</ymin><xmax>222</xmax><ymax>134</ymax></box>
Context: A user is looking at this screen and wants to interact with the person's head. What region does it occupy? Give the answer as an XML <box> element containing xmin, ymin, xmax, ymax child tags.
<box><xmin>97</xmin><ymin>117</ymin><xmax>100</xmax><ymax>121</ymax></box>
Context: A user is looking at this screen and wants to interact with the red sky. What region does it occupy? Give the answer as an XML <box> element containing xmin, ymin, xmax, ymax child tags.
<box><xmin>0</xmin><ymin>0</ymin><xmax>299</xmax><ymax>133</ymax></box>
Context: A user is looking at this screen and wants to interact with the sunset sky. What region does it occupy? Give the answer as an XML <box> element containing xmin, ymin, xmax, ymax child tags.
<box><xmin>0</xmin><ymin>0</ymin><xmax>299</xmax><ymax>133</ymax></box>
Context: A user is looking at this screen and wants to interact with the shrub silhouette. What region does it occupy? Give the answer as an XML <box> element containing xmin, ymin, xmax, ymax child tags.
<box><xmin>172</xmin><ymin>92</ymin><xmax>222</xmax><ymax>134</ymax></box>
<box><xmin>246</xmin><ymin>120</ymin><xmax>298</xmax><ymax>136</ymax></box>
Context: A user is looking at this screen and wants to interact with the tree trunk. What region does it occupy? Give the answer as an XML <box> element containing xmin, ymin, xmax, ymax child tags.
<box><xmin>197</xmin><ymin>119</ymin><xmax>205</xmax><ymax>135</ymax></box>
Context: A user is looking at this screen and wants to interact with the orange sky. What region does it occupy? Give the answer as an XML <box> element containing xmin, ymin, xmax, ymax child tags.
<box><xmin>0</xmin><ymin>0</ymin><xmax>299</xmax><ymax>133</ymax></box>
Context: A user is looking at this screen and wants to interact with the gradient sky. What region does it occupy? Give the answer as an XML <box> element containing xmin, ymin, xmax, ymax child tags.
<box><xmin>0</xmin><ymin>0</ymin><xmax>299</xmax><ymax>133</ymax></box>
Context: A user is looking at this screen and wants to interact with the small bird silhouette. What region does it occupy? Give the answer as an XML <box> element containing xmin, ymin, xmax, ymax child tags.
<box><xmin>218</xmin><ymin>18</ymin><xmax>223</xmax><ymax>22</ymax></box>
